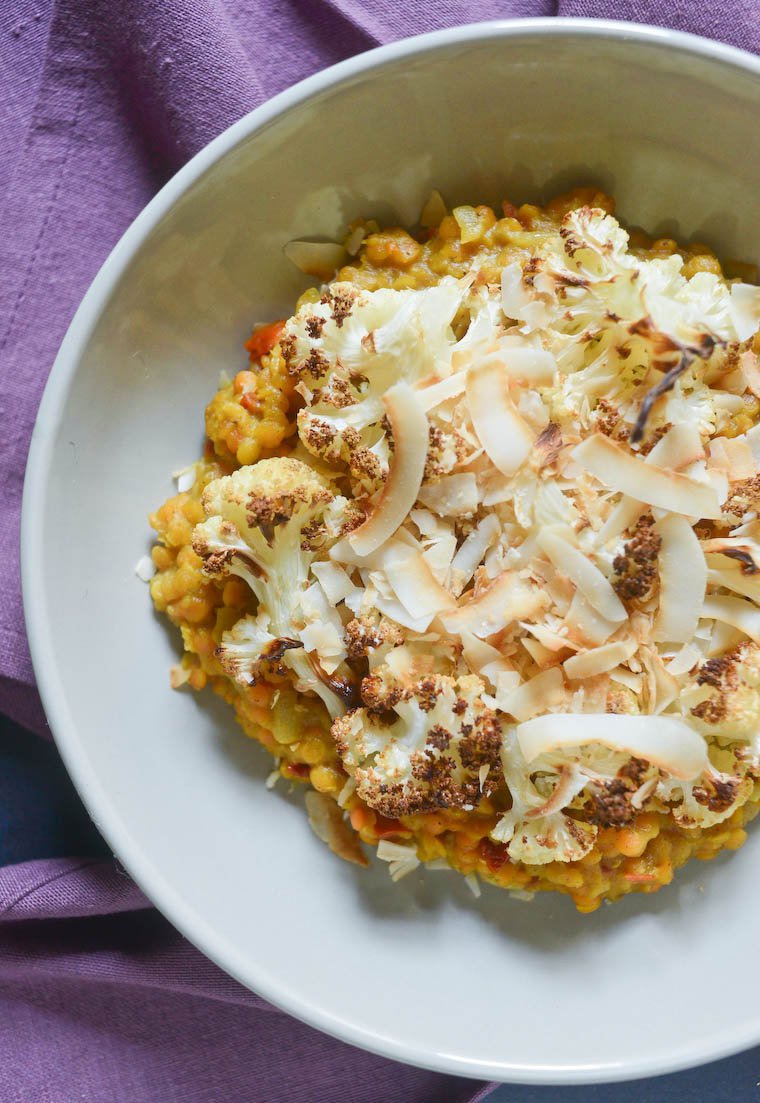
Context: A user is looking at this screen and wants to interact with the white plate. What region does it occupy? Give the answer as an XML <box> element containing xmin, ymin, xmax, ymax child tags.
<box><xmin>22</xmin><ymin>20</ymin><xmax>760</xmax><ymax>1084</ymax></box>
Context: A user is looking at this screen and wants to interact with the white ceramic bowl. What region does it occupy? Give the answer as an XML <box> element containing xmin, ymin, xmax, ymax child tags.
<box><xmin>23</xmin><ymin>19</ymin><xmax>760</xmax><ymax>1084</ymax></box>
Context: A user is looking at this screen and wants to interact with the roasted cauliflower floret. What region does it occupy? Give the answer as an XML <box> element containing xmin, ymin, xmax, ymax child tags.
<box><xmin>688</xmin><ymin>642</ymin><xmax>760</xmax><ymax>740</ymax></box>
<box><xmin>281</xmin><ymin>278</ymin><xmax>491</xmax><ymax>494</ymax></box>
<box><xmin>331</xmin><ymin>669</ymin><xmax>502</xmax><ymax>817</ymax></box>
<box><xmin>191</xmin><ymin>458</ymin><xmax>352</xmax><ymax>716</ymax></box>
<box><xmin>491</xmin><ymin>734</ymin><xmax>598</xmax><ymax>865</ymax></box>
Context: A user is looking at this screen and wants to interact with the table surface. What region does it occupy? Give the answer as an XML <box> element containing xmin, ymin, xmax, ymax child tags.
<box><xmin>2</xmin><ymin>713</ymin><xmax>758</xmax><ymax>1099</ymax></box>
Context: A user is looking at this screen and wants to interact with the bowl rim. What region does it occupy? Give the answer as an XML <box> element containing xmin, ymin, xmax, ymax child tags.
<box><xmin>21</xmin><ymin>17</ymin><xmax>760</xmax><ymax>1085</ymax></box>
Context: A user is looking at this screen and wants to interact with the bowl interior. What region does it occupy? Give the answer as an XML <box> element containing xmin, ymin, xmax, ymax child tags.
<box><xmin>24</xmin><ymin>23</ymin><xmax>760</xmax><ymax>1083</ymax></box>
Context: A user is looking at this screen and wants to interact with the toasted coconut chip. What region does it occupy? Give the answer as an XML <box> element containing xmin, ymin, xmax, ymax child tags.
<box><xmin>701</xmin><ymin>594</ymin><xmax>760</xmax><ymax>644</ymax></box>
<box><xmin>173</xmin><ymin>464</ymin><xmax>197</xmax><ymax>493</ymax></box>
<box><xmin>645</xmin><ymin>424</ymin><xmax>705</xmax><ymax>471</ymax></box>
<box><xmin>349</xmin><ymin>382</ymin><xmax>428</xmax><ymax>557</ymax></box>
<box><xmin>441</xmin><ymin>570</ymin><xmax>548</xmax><ymax>639</ymax></box>
<box><xmin>706</xmin><ymin>566</ymin><xmax>760</xmax><ymax>602</ymax></box>
<box><xmin>609</xmin><ymin>666</ymin><xmax>644</xmax><ymax>693</ymax></box>
<box><xmin>665</xmin><ymin>642</ymin><xmax>703</xmax><ymax>676</ymax></box>
<box><xmin>311</xmin><ymin>561</ymin><xmax>356</xmax><ymax>604</ymax></box>
<box><xmin>418</xmin><ymin>473</ymin><xmax>479</xmax><ymax>516</ymax></box>
<box><xmin>740</xmin><ymin>350</ymin><xmax>760</xmax><ymax>399</ymax></box>
<box><xmin>517</xmin><ymin>714</ymin><xmax>708</xmax><ymax>781</ymax></box>
<box><xmin>283</xmin><ymin>240</ymin><xmax>348</xmax><ymax>278</ymax></box>
<box><xmin>563</xmin><ymin>638</ymin><xmax>637</xmax><ymax>680</ymax></box>
<box><xmin>134</xmin><ymin>554</ymin><xmax>156</xmax><ymax>582</ymax></box>
<box><xmin>724</xmin><ymin>437</ymin><xmax>757</xmax><ymax>481</ymax></box>
<box><xmin>707</xmin><ymin>620</ymin><xmax>745</xmax><ymax>657</ymax></box>
<box><xmin>702</xmin><ymin>537</ymin><xmax>760</xmax><ymax>574</ymax></box>
<box><xmin>573</xmin><ymin>434</ymin><xmax>722</xmax><ymax>519</ymax></box>
<box><xmin>465</xmin><ymin>872</ymin><xmax>482</xmax><ymax>897</ymax></box>
<box><xmin>416</xmin><ymin>373</ymin><xmax>467</xmax><ymax>411</ymax></box>
<box><xmin>449</xmin><ymin>515</ymin><xmax>500</xmax><ymax>596</ymax></box>
<box><xmin>466</xmin><ymin>359</ymin><xmax>534</xmax><ymax>476</ymax></box>
<box><xmin>537</xmin><ymin>527</ymin><xmax>627</xmax><ymax>623</ymax></box>
<box><xmin>564</xmin><ymin>591</ymin><xmax>618</xmax><ymax>646</ymax></box>
<box><xmin>304</xmin><ymin>791</ymin><xmax>368</xmax><ymax>867</ymax></box>
<box><xmin>459</xmin><ymin>629</ymin><xmax>504</xmax><ymax>672</ymax></box>
<box><xmin>595</xmin><ymin>497</ymin><xmax>645</xmax><ymax>547</ymax></box>
<box><xmin>730</xmin><ymin>282</ymin><xmax>760</xmax><ymax>342</ymax></box>
<box><xmin>169</xmin><ymin>664</ymin><xmax>191</xmax><ymax>689</ymax></box>
<box><xmin>496</xmin><ymin>345</ymin><xmax>557</xmax><ymax>385</ymax></box>
<box><xmin>377</xmin><ymin>839</ymin><xmax>418</xmax><ymax>863</ymax></box>
<box><xmin>384</xmin><ymin>550</ymin><xmax>456</xmax><ymax>621</ymax></box>
<box><xmin>498</xmin><ymin>666</ymin><xmax>566</xmax><ymax>722</ymax></box>
<box><xmin>653</xmin><ymin>514</ymin><xmax>706</xmax><ymax>643</ymax></box>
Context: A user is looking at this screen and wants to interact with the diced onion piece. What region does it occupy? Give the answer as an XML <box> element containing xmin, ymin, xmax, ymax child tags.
<box><xmin>653</xmin><ymin>515</ymin><xmax>706</xmax><ymax>643</ymax></box>
<box><xmin>645</xmin><ymin>424</ymin><xmax>704</xmax><ymax>471</ymax></box>
<box><xmin>564</xmin><ymin>592</ymin><xmax>618</xmax><ymax>646</ymax></box>
<box><xmin>135</xmin><ymin>555</ymin><xmax>156</xmax><ymax>582</ymax></box>
<box><xmin>349</xmin><ymin>383</ymin><xmax>428</xmax><ymax>557</ymax></box>
<box><xmin>701</xmin><ymin>595</ymin><xmax>760</xmax><ymax>644</ymax></box>
<box><xmin>311</xmin><ymin>561</ymin><xmax>356</xmax><ymax>604</ymax></box>
<box><xmin>563</xmin><ymin>638</ymin><xmax>637</xmax><ymax>680</ymax></box>
<box><xmin>537</xmin><ymin>527</ymin><xmax>626</xmax><ymax>623</ymax></box>
<box><xmin>283</xmin><ymin>240</ymin><xmax>348</xmax><ymax>278</ymax></box>
<box><xmin>441</xmin><ymin>571</ymin><xmax>547</xmax><ymax>640</ymax></box>
<box><xmin>730</xmin><ymin>283</ymin><xmax>760</xmax><ymax>342</ymax></box>
<box><xmin>304</xmin><ymin>791</ymin><xmax>368</xmax><ymax>867</ymax></box>
<box><xmin>384</xmin><ymin>551</ymin><xmax>456</xmax><ymax>620</ymax></box>
<box><xmin>573</xmin><ymin>434</ymin><xmax>722</xmax><ymax>519</ymax></box>
<box><xmin>416</xmin><ymin>373</ymin><xmax>467</xmax><ymax>411</ymax></box>
<box><xmin>517</xmin><ymin>714</ymin><xmax>708</xmax><ymax>781</ymax></box>
<box><xmin>498</xmin><ymin>667</ymin><xmax>566</xmax><ymax>722</ymax></box>
<box><xmin>417</xmin><ymin>473</ymin><xmax>478</xmax><ymax>516</ymax></box>
<box><xmin>466</xmin><ymin>360</ymin><xmax>534</xmax><ymax>476</ymax></box>
<box><xmin>420</xmin><ymin>189</ymin><xmax>447</xmax><ymax>228</ymax></box>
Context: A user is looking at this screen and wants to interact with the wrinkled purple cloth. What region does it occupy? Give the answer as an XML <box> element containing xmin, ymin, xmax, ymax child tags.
<box><xmin>1</xmin><ymin>2</ymin><xmax>758</xmax><ymax>1100</ymax></box>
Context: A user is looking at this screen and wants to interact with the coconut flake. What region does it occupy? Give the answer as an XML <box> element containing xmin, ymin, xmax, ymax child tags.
<box><xmin>498</xmin><ymin>666</ymin><xmax>566</xmax><ymax>722</ymax></box>
<box><xmin>730</xmin><ymin>283</ymin><xmax>760</xmax><ymax>342</ymax></box>
<box><xmin>701</xmin><ymin>595</ymin><xmax>760</xmax><ymax>644</ymax></box>
<box><xmin>304</xmin><ymin>791</ymin><xmax>368</xmax><ymax>867</ymax></box>
<box><xmin>496</xmin><ymin>344</ymin><xmax>557</xmax><ymax>386</ymax></box>
<box><xmin>465</xmin><ymin>872</ymin><xmax>482</xmax><ymax>898</ymax></box>
<box><xmin>349</xmin><ymin>382</ymin><xmax>428</xmax><ymax>557</ymax></box>
<box><xmin>537</xmin><ymin>527</ymin><xmax>626</xmax><ymax>623</ymax></box>
<box><xmin>517</xmin><ymin>714</ymin><xmax>708</xmax><ymax>780</ymax></box>
<box><xmin>466</xmin><ymin>359</ymin><xmax>534</xmax><ymax>476</ymax></box>
<box><xmin>416</xmin><ymin>373</ymin><xmax>467</xmax><ymax>411</ymax></box>
<box><xmin>563</xmin><ymin>638</ymin><xmax>637</xmax><ymax>680</ymax></box>
<box><xmin>449</xmin><ymin>515</ymin><xmax>500</xmax><ymax>595</ymax></box>
<box><xmin>135</xmin><ymin>555</ymin><xmax>156</xmax><ymax>582</ymax></box>
<box><xmin>653</xmin><ymin>514</ymin><xmax>706</xmax><ymax>643</ymax></box>
<box><xmin>417</xmin><ymin>473</ymin><xmax>478</xmax><ymax>516</ymax></box>
<box><xmin>311</xmin><ymin>561</ymin><xmax>356</xmax><ymax>604</ymax></box>
<box><xmin>573</xmin><ymin>434</ymin><xmax>722</xmax><ymax>519</ymax></box>
<box><xmin>665</xmin><ymin>642</ymin><xmax>703</xmax><ymax>676</ymax></box>
<box><xmin>384</xmin><ymin>550</ymin><xmax>456</xmax><ymax>621</ymax></box>
<box><xmin>645</xmin><ymin>424</ymin><xmax>705</xmax><ymax>471</ymax></box>
<box><xmin>441</xmin><ymin>571</ymin><xmax>548</xmax><ymax>639</ymax></box>
<box><xmin>169</xmin><ymin>664</ymin><xmax>191</xmax><ymax>689</ymax></box>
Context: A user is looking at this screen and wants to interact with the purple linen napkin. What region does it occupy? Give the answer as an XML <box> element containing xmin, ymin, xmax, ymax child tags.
<box><xmin>1</xmin><ymin>2</ymin><xmax>758</xmax><ymax>1100</ymax></box>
